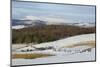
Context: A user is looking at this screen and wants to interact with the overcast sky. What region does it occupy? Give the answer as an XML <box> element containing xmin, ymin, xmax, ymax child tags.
<box><xmin>12</xmin><ymin>1</ymin><xmax>95</xmax><ymax>23</ymax></box>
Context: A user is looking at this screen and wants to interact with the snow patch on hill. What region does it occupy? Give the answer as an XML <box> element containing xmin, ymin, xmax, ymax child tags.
<box><xmin>12</xmin><ymin>25</ymin><xmax>26</xmax><ymax>29</ymax></box>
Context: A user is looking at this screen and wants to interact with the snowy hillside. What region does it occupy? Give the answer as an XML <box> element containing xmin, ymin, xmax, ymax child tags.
<box><xmin>33</xmin><ymin>33</ymin><xmax>95</xmax><ymax>48</ymax></box>
<box><xmin>12</xmin><ymin>33</ymin><xmax>95</xmax><ymax>66</ymax></box>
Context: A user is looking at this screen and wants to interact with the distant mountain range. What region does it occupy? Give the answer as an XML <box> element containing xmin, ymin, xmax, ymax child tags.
<box><xmin>12</xmin><ymin>19</ymin><xmax>95</xmax><ymax>29</ymax></box>
<box><xmin>12</xmin><ymin>19</ymin><xmax>46</xmax><ymax>26</ymax></box>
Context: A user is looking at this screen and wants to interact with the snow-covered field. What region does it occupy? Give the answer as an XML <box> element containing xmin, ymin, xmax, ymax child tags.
<box><xmin>12</xmin><ymin>33</ymin><xmax>96</xmax><ymax>66</ymax></box>
<box><xmin>12</xmin><ymin>48</ymin><xmax>95</xmax><ymax>66</ymax></box>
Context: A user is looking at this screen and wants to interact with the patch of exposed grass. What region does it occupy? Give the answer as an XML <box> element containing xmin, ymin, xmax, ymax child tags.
<box><xmin>64</xmin><ymin>40</ymin><xmax>95</xmax><ymax>48</ymax></box>
<box><xmin>12</xmin><ymin>53</ymin><xmax>53</xmax><ymax>59</ymax></box>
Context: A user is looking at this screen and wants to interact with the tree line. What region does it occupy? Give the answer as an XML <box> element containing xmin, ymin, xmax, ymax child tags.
<box><xmin>12</xmin><ymin>25</ymin><xmax>95</xmax><ymax>44</ymax></box>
